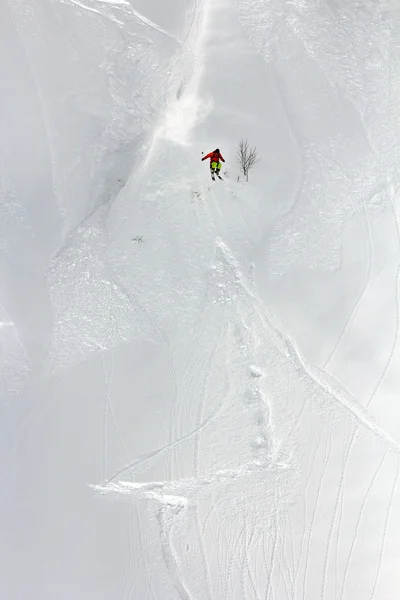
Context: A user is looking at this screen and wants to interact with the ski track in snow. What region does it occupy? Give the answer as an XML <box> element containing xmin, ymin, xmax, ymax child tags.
<box><xmin>95</xmin><ymin>0</ymin><xmax>129</xmax><ymax>5</ymax></box>
<box><xmin>130</xmin><ymin>7</ymin><xmax>180</xmax><ymax>42</ymax></box>
<box><xmin>61</xmin><ymin>0</ymin><xmax>125</xmax><ymax>25</ymax></box>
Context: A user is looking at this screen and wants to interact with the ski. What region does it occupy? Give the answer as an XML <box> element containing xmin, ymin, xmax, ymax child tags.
<box><xmin>216</xmin><ymin>174</ymin><xmax>223</xmax><ymax>180</ymax></box>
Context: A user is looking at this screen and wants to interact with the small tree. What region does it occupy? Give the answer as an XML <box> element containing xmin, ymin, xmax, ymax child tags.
<box><xmin>237</xmin><ymin>138</ymin><xmax>259</xmax><ymax>181</ymax></box>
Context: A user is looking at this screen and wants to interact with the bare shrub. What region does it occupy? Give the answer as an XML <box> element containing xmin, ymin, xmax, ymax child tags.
<box><xmin>236</xmin><ymin>139</ymin><xmax>259</xmax><ymax>181</ymax></box>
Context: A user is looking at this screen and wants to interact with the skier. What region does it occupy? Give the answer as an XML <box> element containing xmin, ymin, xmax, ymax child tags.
<box><xmin>201</xmin><ymin>148</ymin><xmax>225</xmax><ymax>180</ymax></box>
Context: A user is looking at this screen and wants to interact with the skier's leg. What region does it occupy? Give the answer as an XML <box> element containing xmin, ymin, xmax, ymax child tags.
<box><xmin>215</xmin><ymin>162</ymin><xmax>223</xmax><ymax>179</ymax></box>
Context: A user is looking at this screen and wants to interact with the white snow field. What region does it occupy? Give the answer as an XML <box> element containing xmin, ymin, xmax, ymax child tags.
<box><xmin>1</xmin><ymin>0</ymin><xmax>400</xmax><ymax>597</ymax></box>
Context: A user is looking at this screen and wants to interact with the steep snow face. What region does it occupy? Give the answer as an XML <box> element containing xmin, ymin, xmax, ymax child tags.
<box><xmin>1</xmin><ymin>0</ymin><xmax>187</xmax><ymax>377</ymax></box>
<box><xmin>2</xmin><ymin>0</ymin><xmax>400</xmax><ymax>599</ymax></box>
<box><xmin>233</xmin><ymin>0</ymin><xmax>400</xmax><ymax>441</ymax></box>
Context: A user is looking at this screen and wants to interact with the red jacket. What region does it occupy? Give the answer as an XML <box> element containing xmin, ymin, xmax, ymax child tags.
<box><xmin>202</xmin><ymin>150</ymin><xmax>225</xmax><ymax>163</ymax></box>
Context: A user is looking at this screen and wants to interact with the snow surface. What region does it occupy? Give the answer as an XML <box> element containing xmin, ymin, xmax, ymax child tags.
<box><xmin>1</xmin><ymin>0</ymin><xmax>400</xmax><ymax>597</ymax></box>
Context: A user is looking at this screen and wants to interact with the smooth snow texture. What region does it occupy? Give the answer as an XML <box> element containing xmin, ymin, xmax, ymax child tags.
<box><xmin>1</xmin><ymin>0</ymin><xmax>400</xmax><ymax>598</ymax></box>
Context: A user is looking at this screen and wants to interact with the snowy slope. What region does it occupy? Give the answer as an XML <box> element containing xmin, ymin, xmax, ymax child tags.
<box><xmin>2</xmin><ymin>0</ymin><xmax>400</xmax><ymax>598</ymax></box>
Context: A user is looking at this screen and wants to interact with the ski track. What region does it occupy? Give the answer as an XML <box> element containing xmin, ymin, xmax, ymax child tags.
<box><xmin>103</xmin><ymin>351</ymin><xmax>234</xmax><ymax>486</ymax></box>
<box><xmin>340</xmin><ymin>450</ymin><xmax>387</xmax><ymax>599</ymax></box>
<box><xmin>60</xmin><ymin>0</ymin><xmax>125</xmax><ymax>26</ymax></box>
<box><xmin>366</xmin><ymin>175</ymin><xmax>400</xmax><ymax>408</ymax></box>
<box><xmin>191</xmin><ymin>331</ymin><xmax>223</xmax><ymax>600</ymax></box>
<box><xmin>101</xmin><ymin>349</ymin><xmax>133</xmax><ymax>482</ymax></box>
<box><xmin>321</xmin><ymin>428</ymin><xmax>357</xmax><ymax>600</ymax></box>
<box><xmin>94</xmin><ymin>0</ymin><xmax>129</xmax><ymax>5</ymax></box>
<box><xmin>7</xmin><ymin>1</ymin><xmax>63</xmax><ymax>223</ymax></box>
<box><xmin>301</xmin><ymin>427</ymin><xmax>330</xmax><ymax>600</ymax></box>
<box><xmin>157</xmin><ymin>505</ymin><xmax>193</xmax><ymax>600</ymax></box>
<box><xmin>322</xmin><ymin>189</ymin><xmax>374</xmax><ymax>371</ymax></box>
<box><xmin>130</xmin><ymin>7</ymin><xmax>179</xmax><ymax>42</ymax></box>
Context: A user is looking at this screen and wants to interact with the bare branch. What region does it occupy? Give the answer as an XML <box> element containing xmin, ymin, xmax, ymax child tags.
<box><xmin>236</xmin><ymin>138</ymin><xmax>260</xmax><ymax>181</ymax></box>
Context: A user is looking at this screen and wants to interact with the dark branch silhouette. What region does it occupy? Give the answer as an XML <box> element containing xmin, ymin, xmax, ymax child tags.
<box><xmin>237</xmin><ymin>139</ymin><xmax>260</xmax><ymax>181</ymax></box>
